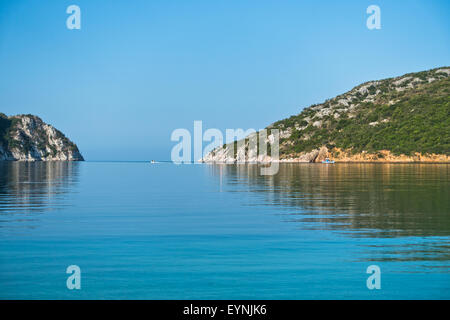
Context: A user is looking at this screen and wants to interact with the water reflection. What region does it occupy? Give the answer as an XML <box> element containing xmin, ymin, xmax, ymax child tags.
<box><xmin>0</xmin><ymin>162</ymin><xmax>80</xmax><ymax>217</ymax></box>
<box><xmin>208</xmin><ymin>163</ymin><xmax>450</xmax><ymax>265</ymax></box>
<box><xmin>208</xmin><ymin>163</ymin><xmax>450</xmax><ymax>237</ymax></box>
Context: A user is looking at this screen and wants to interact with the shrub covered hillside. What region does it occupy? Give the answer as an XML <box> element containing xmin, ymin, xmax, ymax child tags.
<box><xmin>270</xmin><ymin>67</ymin><xmax>450</xmax><ymax>158</ymax></box>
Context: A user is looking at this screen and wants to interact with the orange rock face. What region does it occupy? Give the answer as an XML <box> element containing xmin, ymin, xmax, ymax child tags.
<box><xmin>326</xmin><ymin>148</ymin><xmax>450</xmax><ymax>163</ymax></box>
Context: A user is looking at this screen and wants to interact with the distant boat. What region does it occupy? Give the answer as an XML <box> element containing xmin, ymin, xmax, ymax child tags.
<box><xmin>150</xmin><ymin>160</ymin><xmax>156</xmax><ymax>164</ymax></box>
<box><xmin>321</xmin><ymin>158</ymin><xmax>335</xmax><ymax>164</ymax></box>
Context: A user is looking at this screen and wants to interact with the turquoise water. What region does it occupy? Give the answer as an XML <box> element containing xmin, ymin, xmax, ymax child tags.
<box><xmin>0</xmin><ymin>162</ymin><xmax>449</xmax><ymax>299</ymax></box>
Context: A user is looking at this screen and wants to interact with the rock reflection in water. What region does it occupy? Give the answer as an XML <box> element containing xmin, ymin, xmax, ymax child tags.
<box><xmin>207</xmin><ymin>163</ymin><xmax>450</xmax><ymax>238</ymax></box>
<box><xmin>0</xmin><ymin>161</ymin><xmax>80</xmax><ymax>217</ymax></box>
<box><xmin>208</xmin><ymin>163</ymin><xmax>450</xmax><ymax>265</ymax></box>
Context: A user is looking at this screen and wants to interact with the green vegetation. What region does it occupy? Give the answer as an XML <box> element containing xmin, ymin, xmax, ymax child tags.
<box><xmin>272</xmin><ymin>68</ymin><xmax>450</xmax><ymax>156</ymax></box>
<box><xmin>0</xmin><ymin>113</ymin><xmax>20</xmax><ymax>150</ymax></box>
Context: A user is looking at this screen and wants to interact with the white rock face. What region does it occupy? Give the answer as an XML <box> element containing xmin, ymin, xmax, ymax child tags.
<box><xmin>393</xmin><ymin>76</ymin><xmax>412</xmax><ymax>86</ymax></box>
<box><xmin>201</xmin><ymin>130</ymin><xmax>327</xmax><ymax>163</ymax></box>
<box><xmin>338</xmin><ymin>99</ymin><xmax>350</xmax><ymax>107</ymax></box>
<box><xmin>0</xmin><ymin>114</ymin><xmax>84</xmax><ymax>161</ymax></box>
<box><xmin>436</xmin><ymin>68</ymin><xmax>450</xmax><ymax>75</ymax></box>
<box><xmin>312</xmin><ymin>120</ymin><xmax>322</xmax><ymax>128</ymax></box>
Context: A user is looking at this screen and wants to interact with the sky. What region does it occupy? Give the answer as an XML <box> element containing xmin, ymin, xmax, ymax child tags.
<box><xmin>0</xmin><ymin>0</ymin><xmax>449</xmax><ymax>160</ymax></box>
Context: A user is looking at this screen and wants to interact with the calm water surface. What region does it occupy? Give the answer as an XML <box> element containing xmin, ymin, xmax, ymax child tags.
<box><xmin>0</xmin><ymin>162</ymin><xmax>449</xmax><ymax>299</ymax></box>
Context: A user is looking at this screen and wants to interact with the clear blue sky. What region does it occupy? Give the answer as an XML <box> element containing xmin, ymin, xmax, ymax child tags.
<box><xmin>0</xmin><ymin>0</ymin><xmax>449</xmax><ymax>160</ymax></box>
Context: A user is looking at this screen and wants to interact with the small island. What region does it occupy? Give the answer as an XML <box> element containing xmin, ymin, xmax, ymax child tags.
<box><xmin>0</xmin><ymin>113</ymin><xmax>83</xmax><ymax>161</ymax></box>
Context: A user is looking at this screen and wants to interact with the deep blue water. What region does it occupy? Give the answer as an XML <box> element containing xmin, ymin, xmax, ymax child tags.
<box><xmin>0</xmin><ymin>161</ymin><xmax>449</xmax><ymax>299</ymax></box>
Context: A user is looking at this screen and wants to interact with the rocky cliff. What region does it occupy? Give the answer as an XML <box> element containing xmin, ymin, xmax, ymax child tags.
<box><xmin>203</xmin><ymin>67</ymin><xmax>450</xmax><ymax>163</ymax></box>
<box><xmin>0</xmin><ymin>113</ymin><xmax>84</xmax><ymax>161</ymax></box>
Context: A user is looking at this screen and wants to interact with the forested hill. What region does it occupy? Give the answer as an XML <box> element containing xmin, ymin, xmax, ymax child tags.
<box><xmin>272</xmin><ymin>67</ymin><xmax>449</xmax><ymax>158</ymax></box>
<box><xmin>204</xmin><ymin>67</ymin><xmax>450</xmax><ymax>162</ymax></box>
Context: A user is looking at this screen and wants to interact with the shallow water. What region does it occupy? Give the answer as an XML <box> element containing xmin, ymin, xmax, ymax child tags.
<box><xmin>0</xmin><ymin>161</ymin><xmax>449</xmax><ymax>299</ymax></box>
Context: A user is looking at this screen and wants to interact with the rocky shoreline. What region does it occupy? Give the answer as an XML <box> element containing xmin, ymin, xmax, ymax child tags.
<box><xmin>201</xmin><ymin>146</ymin><xmax>450</xmax><ymax>163</ymax></box>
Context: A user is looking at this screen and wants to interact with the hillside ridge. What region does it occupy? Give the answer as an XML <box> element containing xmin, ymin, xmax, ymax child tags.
<box><xmin>203</xmin><ymin>66</ymin><xmax>450</xmax><ymax>163</ymax></box>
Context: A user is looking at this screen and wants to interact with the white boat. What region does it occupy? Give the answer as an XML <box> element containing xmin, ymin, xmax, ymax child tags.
<box><xmin>321</xmin><ymin>158</ymin><xmax>335</xmax><ymax>164</ymax></box>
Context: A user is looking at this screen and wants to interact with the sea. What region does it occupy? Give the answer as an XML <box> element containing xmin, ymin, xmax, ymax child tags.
<box><xmin>0</xmin><ymin>161</ymin><xmax>449</xmax><ymax>299</ymax></box>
